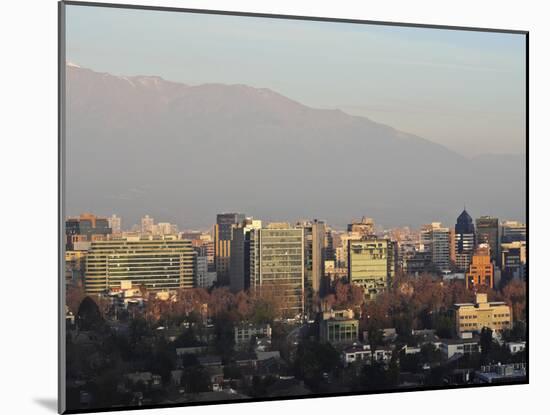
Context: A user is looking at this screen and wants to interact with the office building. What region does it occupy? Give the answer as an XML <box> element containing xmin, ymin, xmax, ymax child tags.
<box><xmin>65</xmin><ymin>250</ymin><xmax>87</xmax><ymax>286</ymax></box>
<box><xmin>347</xmin><ymin>217</ymin><xmax>375</xmax><ymax>237</ymax></box>
<box><xmin>249</xmin><ymin>223</ymin><xmax>304</xmax><ymax>317</ymax></box>
<box><xmin>85</xmin><ymin>235</ymin><xmax>195</xmax><ymax>294</ymax></box>
<box><xmin>476</xmin><ymin>216</ymin><xmax>499</xmax><ymax>265</ymax></box>
<box><xmin>141</xmin><ymin>215</ymin><xmax>154</xmax><ymax>234</ymax></box>
<box><xmin>420</xmin><ymin>222</ymin><xmax>451</xmax><ymax>272</ymax></box>
<box><xmin>155</xmin><ymin>222</ymin><xmax>178</xmax><ymax>235</ymax></box>
<box><xmin>234</xmin><ymin>323</ymin><xmax>272</xmax><ymax>345</ymax></box>
<box><xmin>108</xmin><ymin>214</ymin><xmax>122</xmax><ymax>235</ymax></box>
<box><xmin>501</xmin><ymin>241</ymin><xmax>527</xmax><ymax>280</ymax></box>
<box><xmin>501</xmin><ymin>221</ymin><xmax>526</xmax><ymax>243</ymax></box>
<box><xmin>299</xmin><ymin>219</ymin><xmax>326</xmax><ymax>296</ymax></box>
<box><xmin>324</xmin><ymin>228</ymin><xmax>335</xmax><ymax>262</ymax></box>
<box><xmin>229</xmin><ymin>218</ymin><xmax>262</xmax><ymax>292</ymax></box>
<box><xmin>454</xmin><ymin>293</ymin><xmax>512</xmax><ymax>334</ymax></box>
<box><xmin>466</xmin><ymin>244</ymin><xmax>494</xmax><ymax>289</ymax></box>
<box><xmin>348</xmin><ymin>238</ymin><xmax>396</xmax><ymax>300</ymax></box>
<box><xmin>214</xmin><ymin>213</ymin><xmax>246</xmax><ymax>286</ymax></box>
<box><xmin>65</xmin><ymin>213</ymin><xmax>112</xmax><ymax>250</ymax></box>
<box><xmin>195</xmin><ymin>255</ymin><xmax>217</xmax><ymax>289</ymax></box>
<box><xmin>454</xmin><ymin>209</ymin><xmax>476</xmax><ymax>272</ymax></box>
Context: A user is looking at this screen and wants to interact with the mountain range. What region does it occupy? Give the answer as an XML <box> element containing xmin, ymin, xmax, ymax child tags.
<box><xmin>65</xmin><ymin>65</ymin><xmax>526</xmax><ymax>229</ymax></box>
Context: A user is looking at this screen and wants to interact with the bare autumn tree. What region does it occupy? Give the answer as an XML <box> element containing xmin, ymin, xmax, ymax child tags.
<box><xmin>177</xmin><ymin>288</ymin><xmax>210</xmax><ymax>316</ymax></box>
<box><xmin>66</xmin><ymin>283</ymin><xmax>86</xmax><ymax>314</ymax></box>
<box><xmin>235</xmin><ymin>291</ymin><xmax>253</xmax><ymax>320</ymax></box>
<box><xmin>502</xmin><ymin>280</ymin><xmax>527</xmax><ymax>321</ymax></box>
<box><xmin>208</xmin><ymin>287</ymin><xmax>236</xmax><ymax>318</ymax></box>
<box><xmin>334</xmin><ymin>280</ymin><xmax>350</xmax><ymax>307</ymax></box>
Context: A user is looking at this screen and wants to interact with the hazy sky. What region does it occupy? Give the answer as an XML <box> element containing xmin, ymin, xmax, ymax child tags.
<box><xmin>66</xmin><ymin>4</ymin><xmax>526</xmax><ymax>157</ymax></box>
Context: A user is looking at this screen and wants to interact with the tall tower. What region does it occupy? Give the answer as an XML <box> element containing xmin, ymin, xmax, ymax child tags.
<box><xmin>141</xmin><ymin>215</ymin><xmax>154</xmax><ymax>234</ymax></box>
<box><xmin>108</xmin><ymin>214</ymin><xmax>122</xmax><ymax>234</ymax></box>
<box><xmin>454</xmin><ymin>209</ymin><xmax>476</xmax><ymax>272</ymax></box>
<box><xmin>476</xmin><ymin>216</ymin><xmax>499</xmax><ymax>265</ymax></box>
<box><xmin>229</xmin><ymin>217</ymin><xmax>262</xmax><ymax>292</ymax></box>
<box><xmin>249</xmin><ymin>223</ymin><xmax>305</xmax><ymax>318</ymax></box>
<box><xmin>214</xmin><ymin>212</ymin><xmax>245</xmax><ymax>286</ymax></box>
<box><xmin>420</xmin><ymin>222</ymin><xmax>451</xmax><ymax>272</ymax></box>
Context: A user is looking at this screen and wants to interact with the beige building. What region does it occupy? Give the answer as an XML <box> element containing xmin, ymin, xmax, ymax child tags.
<box><xmin>454</xmin><ymin>293</ymin><xmax>512</xmax><ymax>334</ymax></box>
<box><xmin>85</xmin><ymin>235</ymin><xmax>195</xmax><ymax>294</ymax></box>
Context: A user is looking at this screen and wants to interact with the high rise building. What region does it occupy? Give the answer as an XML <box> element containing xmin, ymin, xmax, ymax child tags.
<box><xmin>141</xmin><ymin>215</ymin><xmax>154</xmax><ymax>234</ymax></box>
<box><xmin>156</xmin><ymin>222</ymin><xmax>178</xmax><ymax>235</ymax></box>
<box><xmin>229</xmin><ymin>217</ymin><xmax>262</xmax><ymax>293</ymax></box>
<box><xmin>454</xmin><ymin>209</ymin><xmax>476</xmax><ymax>272</ymax></box>
<box><xmin>501</xmin><ymin>241</ymin><xmax>527</xmax><ymax>281</ymax></box>
<box><xmin>249</xmin><ymin>223</ymin><xmax>304</xmax><ymax>317</ymax></box>
<box><xmin>476</xmin><ymin>216</ymin><xmax>499</xmax><ymax>265</ymax></box>
<box><xmin>297</xmin><ymin>220</ymin><xmax>326</xmax><ymax>314</ymax></box>
<box><xmin>214</xmin><ymin>213</ymin><xmax>246</xmax><ymax>286</ymax></box>
<box><xmin>65</xmin><ymin>213</ymin><xmax>112</xmax><ymax>250</ymax></box>
<box><xmin>348</xmin><ymin>238</ymin><xmax>396</xmax><ymax>300</ymax></box>
<box><xmin>338</xmin><ymin>232</ymin><xmax>363</xmax><ymax>270</ymax></box>
<box><xmin>298</xmin><ymin>220</ymin><xmax>326</xmax><ymax>295</ymax></box>
<box><xmin>195</xmin><ymin>255</ymin><xmax>217</xmax><ymax>289</ymax></box>
<box><xmin>108</xmin><ymin>214</ymin><xmax>122</xmax><ymax>235</ymax></box>
<box><xmin>324</xmin><ymin>228</ymin><xmax>335</xmax><ymax>262</ymax></box>
<box><xmin>466</xmin><ymin>244</ymin><xmax>494</xmax><ymax>289</ymax></box>
<box><xmin>347</xmin><ymin>217</ymin><xmax>375</xmax><ymax>237</ymax></box>
<box><xmin>501</xmin><ymin>221</ymin><xmax>526</xmax><ymax>243</ymax></box>
<box><xmin>85</xmin><ymin>235</ymin><xmax>195</xmax><ymax>294</ymax></box>
<box><xmin>420</xmin><ymin>222</ymin><xmax>451</xmax><ymax>272</ymax></box>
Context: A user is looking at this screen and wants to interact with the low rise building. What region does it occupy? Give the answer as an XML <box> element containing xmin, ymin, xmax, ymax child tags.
<box><xmin>476</xmin><ymin>363</ymin><xmax>527</xmax><ymax>384</ymax></box>
<box><xmin>454</xmin><ymin>293</ymin><xmax>512</xmax><ymax>334</ymax></box>
<box><xmin>506</xmin><ymin>341</ymin><xmax>526</xmax><ymax>354</ymax></box>
<box><xmin>234</xmin><ymin>323</ymin><xmax>272</xmax><ymax>346</ymax></box>
<box><xmin>320</xmin><ymin>309</ymin><xmax>359</xmax><ymax>345</ymax></box>
<box><xmin>440</xmin><ymin>333</ymin><xmax>481</xmax><ymax>359</ymax></box>
<box><xmin>341</xmin><ymin>344</ymin><xmax>393</xmax><ymax>367</ymax></box>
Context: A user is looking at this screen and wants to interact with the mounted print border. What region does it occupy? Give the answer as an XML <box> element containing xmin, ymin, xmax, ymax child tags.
<box><xmin>58</xmin><ymin>1</ymin><xmax>529</xmax><ymax>413</ymax></box>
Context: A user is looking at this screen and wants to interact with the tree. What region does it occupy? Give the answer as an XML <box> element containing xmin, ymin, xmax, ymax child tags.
<box><xmin>182</xmin><ymin>366</ymin><xmax>210</xmax><ymax>393</ymax></box>
<box><xmin>480</xmin><ymin>327</ymin><xmax>493</xmax><ymax>364</ymax></box>
<box><xmin>366</xmin><ymin>326</ymin><xmax>384</xmax><ymax>365</ymax></box>
<box><xmin>66</xmin><ymin>284</ymin><xmax>86</xmax><ymax>315</ymax></box>
<box><xmin>208</xmin><ymin>288</ymin><xmax>235</xmax><ymax>318</ymax></box>
<box><xmin>76</xmin><ymin>296</ymin><xmax>104</xmax><ymax>331</ymax></box>
<box><xmin>212</xmin><ymin>313</ymin><xmax>236</xmax><ymax>359</ymax></box>
<box><xmin>433</xmin><ymin>313</ymin><xmax>454</xmax><ymax>339</ymax></box>
<box><xmin>359</xmin><ymin>362</ymin><xmax>390</xmax><ymax>390</ymax></box>
<box><xmin>293</xmin><ymin>340</ymin><xmax>340</xmax><ymax>390</ymax></box>
<box><xmin>502</xmin><ymin>280</ymin><xmax>527</xmax><ymax>321</ymax></box>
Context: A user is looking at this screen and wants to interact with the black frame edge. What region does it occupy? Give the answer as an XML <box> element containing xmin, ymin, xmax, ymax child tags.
<box><xmin>62</xmin><ymin>0</ymin><xmax>528</xmax><ymax>35</ymax></box>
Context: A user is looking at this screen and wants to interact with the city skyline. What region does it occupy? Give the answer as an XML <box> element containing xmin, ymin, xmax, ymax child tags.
<box><xmin>67</xmin><ymin>209</ymin><xmax>525</xmax><ymax>234</ymax></box>
<box><xmin>61</xmin><ymin>4</ymin><xmax>527</xmax><ymax>412</ymax></box>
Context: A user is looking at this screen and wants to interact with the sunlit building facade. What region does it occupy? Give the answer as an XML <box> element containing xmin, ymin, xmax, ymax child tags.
<box><xmin>249</xmin><ymin>223</ymin><xmax>305</xmax><ymax>317</ymax></box>
<box><xmin>85</xmin><ymin>235</ymin><xmax>195</xmax><ymax>294</ymax></box>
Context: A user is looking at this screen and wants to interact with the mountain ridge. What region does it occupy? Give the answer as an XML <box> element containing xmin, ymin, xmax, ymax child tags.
<box><xmin>65</xmin><ymin>65</ymin><xmax>526</xmax><ymax>229</ymax></box>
